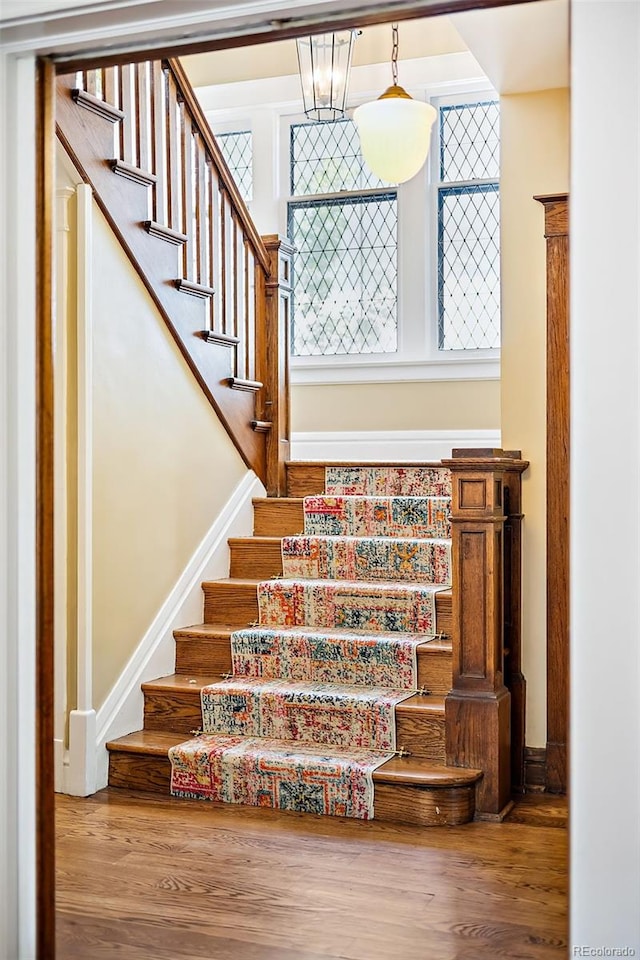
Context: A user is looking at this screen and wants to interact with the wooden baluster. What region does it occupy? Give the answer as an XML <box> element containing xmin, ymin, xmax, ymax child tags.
<box><xmin>259</xmin><ymin>236</ymin><xmax>294</xmax><ymax>497</ymax></box>
<box><xmin>234</xmin><ymin>218</ymin><xmax>245</xmax><ymax>379</ymax></box>
<box><xmin>85</xmin><ymin>69</ymin><xmax>98</xmax><ymax>96</ymax></box>
<box><xmin>442</xmin><ymin>452</ymin><xmax>528</xmax><ymax>818</ymax></box>
<box><xmin>181</xmin><ymin>108</ymin><xmax>194</xmax><ymax>281</ymax></box>
<box><xmin>210</xmin><ymin>172</ymin><xmax>221</xmax><ymax>332</ymax></box>
<box><xmin>223</xmin><ymin>195</ymin><xmax>234</xmax><ymax>340</ymax></box>
<box><xmin>104</xmin><ymin>66</ymin><xmax>117</xmax><ymax>108</ymax></box>
<box><xmin>119</xmin><ymin>64</ymin><xmax>136</xmax><ymax>166</ymax></box>
<box><xmin>165</xmin><ymin>70</ymin><xmax>181</xmax><ymax>233</ymax></box>
<box><xmin>135</xmin><ymin>62</ymin><xmax>151</xmax><ymax>174</ymax></box>
<box><xmin>150</xmin><ymin>61</ymin><xmax>168</xmax><ymax>226</ymax></box>
<box><xmin>245</xmin><ymin>245</ymin><xmax>256</xmax><ymax>382</ymax></box>
<box><xmin>196</xmin><ymin>138</ymin><xmax>208</xmax><ymax>287</ymax></box>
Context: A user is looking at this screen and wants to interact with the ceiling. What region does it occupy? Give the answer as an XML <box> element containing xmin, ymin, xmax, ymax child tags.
<box><xmin>0</xmin><ymin>0</ymin><xmax>569</xmax><ymax>95</ymax></box>
<box><xmin>182</xmin><ymin>0</ymin><xmax>568</xmax><ymax>94</ymax></box>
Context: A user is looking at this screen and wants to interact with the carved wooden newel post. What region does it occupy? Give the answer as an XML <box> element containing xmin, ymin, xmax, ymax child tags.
<box><xmin>443</xmin><ymin>452</ymin><xmax>528</xmax><ymax>818</ymax></box>
<box><xmin>260</xmin><ymin>235</ymin><xmax>294</xmax><ymax>497</ymax></box>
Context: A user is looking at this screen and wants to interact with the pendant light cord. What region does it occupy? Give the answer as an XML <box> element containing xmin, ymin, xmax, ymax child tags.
<box><xmin>391</xmin><ymin>23</ymin><xmax>399</xmax><ymax>86</ymax></box>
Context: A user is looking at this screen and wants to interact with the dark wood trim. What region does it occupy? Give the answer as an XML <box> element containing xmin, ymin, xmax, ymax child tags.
<box><xmin>442</xmin><ymin>456</ymin><xmax>528</xmax><ymax>816</ymax></box>
<box><xmin>251</xmin><ymin>420</ymin><xmax>272</xmax><ymax>434</ymax></box>
<box><xmin>109</xmin><ymin>158</ymin><xmax>158</xmax><ymax>186</ymax></box>
<box><xmin>143</xmin><ymin>220</ymin><xmax>188</xmax><ymax>245</ymax></box>
<box><xmin>260</xmin><ymin>236</ymin><xmax>294</xmax><ymax>497</ymax></box>
<box><xmin>536</xmin><ymin>194</ymin><xmax>569</xmax><ymax>794</ymax></box>
<box><xmin>227</xmin><ymin>377</ymin><xmax>263</xmax><ymax>392</ymax></box>
<box><xmin>36</xmin><ymin>56</ymin><xmax>57</xmax><ymax>960</ymax></box>
<box><xmin>524</xmin><ymin>747</ymin><xmax>547</xmax><ymax>793</ymax></box>
<box><xmin>54</xmin><ymin>0</ymin><xmax>542</xmax><ymax>74</ymax></box>
<box><xmin>71</xmin><ymin>87</ymin><xmax>124</xmax><ymax>121</ymax></box>
<box><xmin>174</xmin><ymin>278</ymin><xmax>215</xmax><ymax>299</ymax></box>
<box><xmin>201</xmin><ymin>330</ymin><xmax>240</xmax><ymax>346</ymax></box>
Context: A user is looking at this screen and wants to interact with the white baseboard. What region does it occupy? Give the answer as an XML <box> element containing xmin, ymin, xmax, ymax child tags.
<box><xmin>65</xmin><ymin>709</ymin><xmax>97</xmax><ymax>797</ymax></box>
<box><xmin>93</xmin><ymin>470</ymin><xmax>265</xmax><ymax>790</ymax></box>
<box><xmin>290</xmin><ymin>429</ymin><xmax>502</xmax><ymax>462</ymax></box>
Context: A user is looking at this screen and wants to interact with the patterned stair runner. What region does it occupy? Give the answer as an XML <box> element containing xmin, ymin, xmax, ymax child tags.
<box><xmin>169</xmin><ymin>464</ymin><xmax>452</xmax><ymax>819</ymax></box>
<box><xmin>230</xmin><ymin>626</ymin><xmax>425</xmax><ymax>686</ymax></box>
<box><xmin>303</xmin><ymin>495</ymin><xmax>452</xmax><ymax>539</ymax></box>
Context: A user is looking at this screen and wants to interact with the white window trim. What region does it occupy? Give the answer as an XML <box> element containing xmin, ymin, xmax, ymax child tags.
<box><xmin>200</xmin><ymin>53</ymin><xmax>499</xmax><ymax>384</ymax></box>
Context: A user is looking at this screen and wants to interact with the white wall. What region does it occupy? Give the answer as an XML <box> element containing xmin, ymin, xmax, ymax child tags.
<box><xmin>570</xmin><ymin>0</ymin><xmax>640</xmax><ymax>951</ymax></box>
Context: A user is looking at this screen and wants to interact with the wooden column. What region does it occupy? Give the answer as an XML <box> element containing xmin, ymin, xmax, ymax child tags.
<box><xmin>443</xmin><ymin>454</ymin><xmax>528</xmax><ymax>818</ymax></box>
<box><xmin>535</xmin><ymin>193</ymin><xmax>569</xmax><ymax>794</ymax></box>
<box><xmin>260</xmin><ymin>235</ymin><xmax>293</xmax><ymax>497</ymax></box>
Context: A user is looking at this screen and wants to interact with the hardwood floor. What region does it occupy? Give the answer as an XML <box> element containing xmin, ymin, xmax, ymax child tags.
<box><xmin>56</xmin><ymin>790</ymin><xmax>567</xmax><ymax>959</ymax></box>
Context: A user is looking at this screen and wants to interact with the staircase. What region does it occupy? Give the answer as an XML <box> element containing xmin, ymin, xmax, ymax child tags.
<box><xmin>56</xmin><ymin>58</ymin><xmax>529</xmax><ymax>826</ymax></box>
<box><xmin>106</xmin><ymin>456</ymin><xmax>527</xmax><ymax>826</ymax></box>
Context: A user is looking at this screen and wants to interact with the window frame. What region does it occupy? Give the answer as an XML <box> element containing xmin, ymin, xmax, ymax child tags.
<box><xmin>429</xmin><ymin>92</ymin><xmax>501</xmax><ymax>358</ymax></box>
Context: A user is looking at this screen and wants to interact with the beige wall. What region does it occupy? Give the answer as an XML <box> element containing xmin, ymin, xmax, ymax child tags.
<box><xmin>182</xmin><ymin>17</ymin><xmax>465</xmax><ymax>87</ymax></box>
<box><xmin>89</xmin><ymin>206</ymin><xmax>247</xmax><ymax>709</ymax></box>
<box><xmin>292</xmin><ymin>379</ymin><xmax>500</xmax><ymax>432</ymax></box>
<box><xmin>500</xmin><ymin>87</ymin><xmax>570</xmax><ymax>747</ymax></box>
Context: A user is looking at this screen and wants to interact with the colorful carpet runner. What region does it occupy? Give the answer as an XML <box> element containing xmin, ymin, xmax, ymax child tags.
<box><xmin>170</xmin><ymin>737</ymin><xmax>390</xmax><ymax>819</ymax></box>
<box><xmin>169</xmin><ymin>463</ymin><xmax>453</xmax><ymax>819</ymax></box>
<box><xmin>230</xmin><ymin>626</ymin><xmax>424</xmax><ymax>687</ymax></box>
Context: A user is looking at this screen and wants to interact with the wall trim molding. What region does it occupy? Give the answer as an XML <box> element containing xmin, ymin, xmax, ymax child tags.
<box><xmin>93</xmin><ymin>469</ymin><xmax>265</xmax><ymax>789</ymax></box>
<box><xmin>290</xmin><ymin>429</ymin><xmax>502</xmax><ymax>463</ymax></box>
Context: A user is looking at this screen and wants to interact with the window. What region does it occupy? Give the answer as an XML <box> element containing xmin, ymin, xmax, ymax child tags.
<box><xmin>217</xmin><ymin>129</ymin><xmax>253</xmax><ymax>202</ymax></box>
<box><xmin>436</xmin><ymin>100</ymin><xmax>500</xmax><ymax>350</ymax></box>
<box><xmin>287</xmin><ymin>120</ymin><xmax>397</xmax><ymax>357</ymax></box>
<box><xmin>201</xmin><ymin>58</ymin><xmax>500</xmax><ymax>382</ymax></box>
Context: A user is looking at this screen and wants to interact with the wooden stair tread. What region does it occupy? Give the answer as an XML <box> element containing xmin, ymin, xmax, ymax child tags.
<box><xmin>174</xmin><ymin>621</ymin><xmax>451</xmax><ymax>653</ymax></box>
<box><xmin>203</xmin><ymin>576</ymin><xmax>452</xmax><ymax>596</ymax></box>
<box><xmin>286</xmin><ymin>460</ymin><xmax>446</xmax><ymax>468</ymax></box>
<box><xmin>142</xmin><ymin>674</ymin><xmax>446</xmax><ymax>715</ymax></box>
<box><xmin>107</xmin><ymin>729</ymin><xmax>480</xmax><ymax>787</ymax></box>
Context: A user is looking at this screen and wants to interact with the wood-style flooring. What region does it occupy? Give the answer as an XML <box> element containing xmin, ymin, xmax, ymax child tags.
<box><xmin>56</xmin><ymin>789</ymin><xmax>567</xmax><ymax>960</ymax></box>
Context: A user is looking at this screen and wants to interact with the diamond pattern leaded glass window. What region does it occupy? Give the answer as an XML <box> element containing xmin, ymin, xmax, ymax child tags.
<box><xmin>291</xmin><ymin>119</ymin><xmax>388</xmax><ymax>196</ymax></box>
<box><xmin>438</xmin><ymin>100</ymin><xmax>500</xmax><ymax>351</ymax></box>
<box><xmin>288</xmin><ymin>194</ymin><xmax>397</xmax><ymax>356</ymax></box>
<box><xmin>217</xmin><ymin>130</ymin><xmax>253</xmax><ymax>202</ymax></box>
<box><xmin>289</xmin><ymin>119</ymin><xmax>397</xmax><ymax>358</ymax></box>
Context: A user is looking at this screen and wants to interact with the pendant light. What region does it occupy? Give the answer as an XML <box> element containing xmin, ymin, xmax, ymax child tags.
<box><xmin>296</xmin><ymin>31</ymin><xmax>357</xmax><ymax>122</ymax></box>
<box><xmin>354</xmin><ymin>24</ymin><xmax>437</xmax><ymax>183</ymax></box>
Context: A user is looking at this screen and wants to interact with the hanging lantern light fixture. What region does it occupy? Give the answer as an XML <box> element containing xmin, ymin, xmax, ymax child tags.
<box><xmin>354</xmin><ymin>24</ymin><xmax>437</xmax><ymax>183</ymax></box>
<box><xmin>296</xmin><ymin>31</ymin><xmax>357</xmax><ymax>122</ymax></box>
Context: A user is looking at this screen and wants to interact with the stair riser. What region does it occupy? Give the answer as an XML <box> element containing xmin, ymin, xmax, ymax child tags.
<box><xmin>174</xmin><ymin>637</ymin><xmax>452</xmax><ymax>695</ymax></box>
<box><xmin>143</xmin><ymin>688</ymin><xmax>446</xmax><ymax>760</ymax></box>
<box><xmin>229</xmin><ymin>540</ymin><xmax>282</xmax><ymax>579</ymax></box>
<box><xmin>203</xmin><ymin>582</ymin><xmax>452</xmax><ymax>634</ymax></box>
<box><xmin>253</xmin><ymin>500</ymin><xmax>304</xmax><ymax>536</ymax></box>
<box><xmin>107</xmin><ymin>751</ymin><xmax>473</xmax><ymax>825</ymax></box>
<box><xmin>286</xmin><ymin>464</ymin><xmax>325</xmax><ymax>498</ymax></box>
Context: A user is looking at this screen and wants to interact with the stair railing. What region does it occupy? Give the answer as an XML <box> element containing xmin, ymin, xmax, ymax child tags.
<box><xmin>57</xmin><ymin>59</ymin><xmax>291</xmax><ymax>494</ymax></box>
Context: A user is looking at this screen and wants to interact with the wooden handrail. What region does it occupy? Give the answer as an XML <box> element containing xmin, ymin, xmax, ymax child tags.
<box><xmin>58</xmin><ymin>60</ymin><xmax>289</xmax><ymax>489</ymax></box>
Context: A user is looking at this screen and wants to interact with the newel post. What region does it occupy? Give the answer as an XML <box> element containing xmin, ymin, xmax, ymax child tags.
<box><xmin>442</xmin><ymin>452</ymin><xmax>528</xmax><ymax>818</ymax></box>
<box><xmin>260</xmin><ymin>235</ymin><xmax>294</xmax><ymax>497</ymax></box>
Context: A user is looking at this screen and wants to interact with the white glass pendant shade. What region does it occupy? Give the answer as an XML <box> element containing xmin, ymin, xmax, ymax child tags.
<box><xmin>296</xmin><ymin>31</ymin><xmax>356</xmax><ymax>122</ymax></box>
<box><xmin>354</xmin><ymin>86</ymin><xmax>437</xmax><ymax>183</ymax></box>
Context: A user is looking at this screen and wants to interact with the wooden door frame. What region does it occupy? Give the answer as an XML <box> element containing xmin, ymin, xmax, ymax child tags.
<box><xmin>35</xmin><ymin>1</ymin><xmax>549</xmax><ymax>953</ymax></box>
